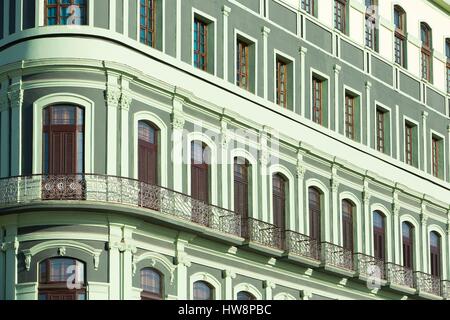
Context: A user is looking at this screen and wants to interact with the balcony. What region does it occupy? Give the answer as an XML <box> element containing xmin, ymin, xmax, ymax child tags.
<box><xmin>386</xmin><ymin>263</ymin><xmax>415</xmax><ymax>293</ymax></box>
<box><xmin>414</xmin><ymin>272</ymin><xmax>442</xmax><ymax>299</ymax></box>
<box><xmin>284</xmin><ymin>230</ymin><xmax>321</xmax><ymax>267</ymax></box>
<box><xmin>0</xmin><ymin>174</ymin><xmax>241</xmax><ymax>238</ymax></box>
<box><xmin>241</xmin><ymin>218</ymin><xmax>282</xmax><ymax>253</ymax></box>
<box><xmin>354</xmin><ymin>253</ymin><xmax>386</xmax><ymax>283</ymax></box>
<box><xmin>321</xmin><ymin>242</ymin><xmax>355</xmax><ymax>276</ymax></box>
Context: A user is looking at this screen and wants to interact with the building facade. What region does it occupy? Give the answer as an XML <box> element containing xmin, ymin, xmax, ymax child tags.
<box><xmin>0</xmin><ymin>0</ymin><xmax>450</xmax><ymax>300</ymax></box>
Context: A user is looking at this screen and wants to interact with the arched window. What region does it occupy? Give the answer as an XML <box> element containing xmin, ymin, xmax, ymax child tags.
<box><xmin>193</xmin><ymin>281</ymin><xmax>214</xmax><ymax>300</ymax></box>
<box><xmin>140</xmin><ymin>268</ymin><xmax>163</xmax><ymax>300</ymax></box>
<box><xmin>394</xmin><ymin>5</ymin><xmax>407</xmax><ymax>67</ymax></box>
<box><xmin>45</xmin><ymin>0</ymin><xmax>88</xmax><ymax>26</ymax></box>
<box><xmin>373</xmin><ymin>211</ymin><xmax>385</xmax><ymax>261</ymax></box>
<box><xmin>365</xmin><ymin>0</ymin><xmax>378</xmax><ymax>51</ymax></box>
<box><xmin>341</xmin><ymin>199</ymin><xmax>354</xmax><ymax>252</ymax></box>
<box><xmin>138</xmin><ymin>121</ymin><xmax>159</xmax><ymax>185</ymax></box>
<box><xmin>402</xmin><ymin>222</ymin><xmax>414</xmax><ymax>270</ymax></box>
<box><xmin>237</xmin><ymin>291</ymin><xmax>256</xmax><ymax>300</ymax></box>
<box><xmin>272</xmin><ymin>173</ymin><xmax>286</xmax><ymax>231</ymax></box>
<box><xmin>420</xmin><ymin>22</ymin><xmax>432</xmax><ymax>81</ymax></box>
<box><xmin>234</xmin><ymin>157</ymin><xmax>249</xmax><ymax>221</ymax></box>
<box><xmin>308</xmin><ymin>187</ymin><xmax>321</xmax><ymax>241</ymax></box>
<box><xmin>38</xmin><ymin>258</ymin><xmax>86</xmax><ymax>300</ymax></box>
<box><xmin>191</xmin><ymin>141</ymin><xmax>210</xmax><ymax>203</ymax></box>
<box><xmin>430</xmin><ymin>231</ymin><xmax>441</xmax><ymax>277</ymax></box>
<box><xmin>42</xmin><ymin>105</ymin><xmax>85</xmax><ymax>200</ymax></box>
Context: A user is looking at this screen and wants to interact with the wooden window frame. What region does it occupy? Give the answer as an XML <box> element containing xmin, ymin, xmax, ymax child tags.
<box><xmin>312</xmin><ymin>78</ymin><xmax>323</xmax><ymax>125</ymax></box>
<box><xmin>194</xmin><ymin>18</ymin><xmax>208</xmax><ymax>71</ymax></box>
<box><xmin>140</xmin><ymin>0</ymin><xmax>157</xmax><ymax>48</ymax></box>
<box><xmin>405</xmin><ymin>123</ymin><xmax>413</xmax><ymax>166</ymax></box>
<box><xmin>140</xmin><ymin>268</ymin><xmax>163</xmax><ymax>300</ymax></box>
<box><xmin>446</xmin><ymin>39</ymin><xmax>450</xmax><ymax>93</ymax></box>
<box><xmin>364</xmin><ymin>0</ymin><xmax>377</xmax><ymax>50</ymax></box>
<box><xmin>376</xmin><ymin>109</ymin><xmax>385</xmax><ymax>153</ymax></box>
<box><xmin>138</xmin><ymin>121</ymin><xmax>159</xmax><ymax>186</ymax></box>
<box><xmin>342</xmin><ymin>200</ymin><xmax>354</xmax><ymax>252</ymax></box>
<box><xmin>373</xmin><ymin>211</ymin><xmax>386</xmax><ymax>261</ymax></box>
<box><xmin>334</xmin><ymin>0</ymin><xmax>347</xmax><ymax>34</ymax></box>
<box><xmin>344</xmin><ymin>95</ymin><xmax>355</xmax><ymax>140</ymax></box>
<box><xmin>308</xmin><ymin>187</ymin><xmax>321</xmax><ymax>241</ymax></box>
<box><xmin>421</xmin><ymin>23</ymin><xmax>432</xmax><ymax>81</ymax></box>
<box><xmin>402</xmin><ymin>222</ymin><xmax>414</xmax><ymax>270</ymax></box>
<box><xmin>234</xmin><ymin>157</ymin><xmax>249</xmax><ymax>221</ymax></box>
<box><xmin>276</xmin><ymin>59</ymin><xmax>288</xmax><ymax>108</ymax></box>
<box><xmin>430</xmin><ymin>232</ymin><xmax>441</xmax><ymax>278</ymax></box>
<box><xmin>191</xmin><ymin>141</ymin><xmax>209</xmax><ymax>204</ymax></box>
<box><xmin>193</xmin><ymin>281</ymin><xmax>214</xmax><ymax>300</ymax></box>
<box><xmin>236</xmin><ymin>40</ymin><xmax>250</xmax><ymax>90</ymax></box>
<box><xmin>394</xmin><ymin>6</ymin><xmax>406</xmax><ymax>67</ymax></box>
<box><xmin>272</xmin><ymin>174</ymin><xmax>286</xmax><ymax>232</ymax></box>
<box><xmin>431</xmin><ymin>137</ymin><xmax>440</xmax><ymax>178</ymax></box>
<box><xmin>44</xmin><ymin>0</ymin><xmax>88</xmax><ymax>26</ymax></box>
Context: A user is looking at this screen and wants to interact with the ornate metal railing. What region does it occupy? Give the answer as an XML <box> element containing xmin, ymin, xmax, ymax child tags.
<box><xmin>386</xmin><ymin>263</ymin><xmax>414</xmax><ymax>288</ymax></box>
<box><xmin>285</xmin><ymin>230</ymin><xmax>320</xmax><ymax>261</ymax></box>
<box><xmin>242</xmin><ymin>218</ymin><xmax>282</xmax><ymax>250</ymax></box>
<box><xmin>414</xmin><ymin>272</ymin><xmax>441</xmax><ymax>296</ymax></box>
<box><xmin>0</xmin><ymin>174</ymin><xmax>241</xmax><ymax>237</ymax></box>
<box><xmin>441</xmin><ymin>280</ymin><xmax>450</xmax><ymax>299</ymax></box>
<box><xmin>321</xmin><ymin>242</ymin><xmax>354</xmax><ymax>271</ymax></box>
<box><xmin>354</xmin><ymin>253</ymin><xmax>386</xmax><ymax>281</ymax></box>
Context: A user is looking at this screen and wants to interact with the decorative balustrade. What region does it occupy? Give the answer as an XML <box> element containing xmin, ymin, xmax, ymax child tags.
<box><xmin>242</xmin><ymin>218</ymin><xmax>282</xmax><ymax>250</ymax></box>
<box><xmin>386</xmin><ymin>263</ymin><xmax>414</xmax><ymax>288</ymax></box>
<box><xmin>0</xmin><ymin>174</ymin><xmax>241</xmax><ymax>237</ymax></box>
<box><xmin>321</xmin><ymin>242</ymin><xmax>354</xmax><ymax>271</ymax></box>
<box><xmin>414</xmin><ymin>272</ymin><xmax>441</xmax><ymax>297</ymax></box>
<box><xmin>285</xmin><ymin>230</ymin><xmax>320</xmax><ymax>261</ymax></box>
<box><xmin>442</xmin><ymin>280</ymin><xmax>450</xmax><ymax>299</ymax></box>
<box><xmin>354</xmin><ymin>253</ymin><xmax>386</xmax><ymax>281</ymax></box>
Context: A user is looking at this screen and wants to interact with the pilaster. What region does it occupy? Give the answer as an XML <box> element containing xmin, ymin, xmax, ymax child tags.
<box><xmin>172</xmin><ymin>93</ymin><xmax>186</xmax><ymax>193</ymax></box>
<box><xmin>174</xmin><ymin>237</ymin><xmax>191</xmax><ymax>300</ymax></box>
<box><xmin>222</xmin><ymin>6</ymin><xmax>231</xmax><ymax>82</ymax></box>
<box><xmin>8</xmin><ymin>79</ymin><xmax>23</xmax><ymax>176</ymax></box>
<box><xmin>300</xmin><ymin>47</ymin><xmax>308</xmax><ymax>117</ymax></box>
<box><xmin>421</xmin><ymin>111</ymin><xmax>428</xmax><ymax>172</ymax></box>
<box><xmin>0</xmin><ymin>88</ymin><xmax>9</xmax><ymax>178</ymax></box>
<box><xmin>3</xmin><ymin>222</ymin><xmax>18</xmax><ymax>300</ymax></box>
<box><xmin>333</xmin><ymin>65</ymin><xmax>341</xmax><ymax>133</ymax></box>
<box><xmin>220</xmin><ymin>118</ymin><xmax>230</xmax><ymax>209</ymax></box>
<box><xmin>222</xmin><ymin>269</ymin><xmax>236</xmax><ymax>300</ymax></box>
<box><xmin>365</xmin><ymin>81</ymin><xmax>372</xmax><ymax>147</ymax></box>
<box><xmin>420</xmin><ymin>203</ymin><xmax>428</xmax><ymax>273</ymax></box>
<box><xmin>259</xmin><ymin>131</ymin><xmax>270</xmax><ymax>222</ymax></box>
<box><xmin>263</xmin><ymin>280</ymin><xmax>275</xmax><ymax>300</ymax></box>
<box><xmin>296</xmin><ymin>150</ymin><xmax>306</xmax><ymax>234</ymax></box>
<box><xmin>261</xmin><ymin>27</ymin><xmax>270</xmax><ymax>100</ymax></box>
<box><xmin>363</xmin><ymin>177</ymin><xmax>372</xmax><ymax>255</ymax></box>
<box><xmin>105</xmin><ymin>73</ymin><xmax>121</xmax><ymax>176</ymax></box>
<box><xmin>120</xmin><ymin>78</ymin><xmax>132</xmax><ymax>178</ymax></box>
<box><xmin>330</xmin><ymin>163</ymin><xmax>340</xmax><ymax>244</ymax></box>
<box><xmin>392</xmin><ymin>191</ymin><xmax>401</xmax><ymax>265</ymax></box>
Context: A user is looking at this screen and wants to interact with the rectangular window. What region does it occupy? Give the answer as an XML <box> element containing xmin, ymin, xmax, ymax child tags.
<box><xmin>365</xmin><ymin>1</ymin><xmax>377</xmax><ymax>51</ymax></box>
<box><xmin>312</xmin><ymin>78</ymin><xmax>323</xmax><ymax>125</ymax></box>
<box><xmin>376</xmin><ymin>109</ymin><xmax>385</xmax><ymax>153</ymax></box>
<box><xmin>447</xmin><ymin>65</ymin><xmax>450</xmax><ymax>94</ymax></box>
<box><xmin>45</xmin><ymin>0</ymin><xmax>87</xmax><ymax>26</ymax></box>
<box><xmin>193</xmin><ymin>18</ymin><xmax>208</xmax><ymax>71</ymax></box>
<box><xmin>276</xmin><ymin>60</ymin><xmax>288</xmax><ymax>108</ymax></box>
<box><xmin>432</xmin><ymin>137</ymin><xmax>439</xmax><ymax>178</ymax></box>
<box><xmin>140</xmin><ymin>0</ymin><xmax>156</xmax><ymax>47</ymax></box>
<box><xmin>394</xmin><ymin>36</ymin><xmax>405</xmax><ymax>66</ymax></box>
<box><xmin>405</xmin><ymin>123</ymin><xmax>415</xmax><ymax>166</ymax></box>
<box><xmin>237</xmin><ymin>40</ymin><xmax>249</xmax><ymax>90</ymax></box>
<box><xmin>345</xmin><ymin>95</ymin><xmax>355</xmax><ymax>140</ymax></box>
<box><xmin>422</xmin><ymin>51</ymin><xmax>431</xmax><ymax>81</ymax></box>
<box><xmin>334</xmin><ymin>0</ymin><xmax>346</xmax><ymax>33</ymax></box>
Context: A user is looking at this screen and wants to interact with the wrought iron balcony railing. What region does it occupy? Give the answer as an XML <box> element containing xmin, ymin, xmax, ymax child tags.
<box><xmin>241</xmin><ymin>218</ymin><xmax>282</xmax><ymax>250</ymax></box>
<box><xmin>0</xmin><ymin>174</ymin><xmax>241</xmax><ymax>237</ymax></box>
<box><xmin>414</xmin><ymin>271</ymin><xmax>441</xmax><ymax>297</ymax></box>
<box><xmin>386</xmin><ymin>263</ymin><xmax>414</xmax><ymax>289</ymax></box>
<box><xmin>321</xmin><ymin>242</ymin><xmax>354</xmax><ymax>272</ymax></box>
<box><xmin>354</xmin><ymin>253</ymin><xmax>386</xmax><ymax>281</ymax></box>
<box><xmin>284</xmin><ymin>230</ymin><xmax>321</xmax><ymax>261</ymax></box>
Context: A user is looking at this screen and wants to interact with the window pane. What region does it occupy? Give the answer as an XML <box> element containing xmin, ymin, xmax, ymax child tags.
<box><xmin>141</xmin><ymin>268</ymin><xmax>162</xmax><ymax>296</ymax></box>
<box><xmin>193</xmin><ymin>281</ymin><xmax>213</xmax><ymax>300</ymax></box>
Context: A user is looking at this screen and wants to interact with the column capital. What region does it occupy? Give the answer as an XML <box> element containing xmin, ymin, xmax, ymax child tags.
<box><xmin>107</xmin><ymin>240</ymin><xmax>137</xmax><ymax>254</ymax></box>
<box><xmin>105</xmin><ymin>86</ymin><xmax>121</xmax><ymax>107</ymax></box>
<box><xmin>420</xmin><ymin>214</ymin><xmax>428</xmax><ymax>225</ymax></box>
<box><xmin>365</xmin><ymin>81</ymin><xmax>372</xmax><ymax>89</ymax></box>
<box><xmin>222</xmin><ymin>5</ymin><xmax>231</xmax><ymax>16</ymax></box>
<box><xmin>261</xmin><ymin>26</ymin><xmax>271</xmax><ymax>37</ymax></box>
<box><xmin>120</xmin><ymin>91</ymin><xmax>133</xmax><ymax>111</ymax></box>
<box><xmin>263</xmin><ymin>280</ymin><xmax>276</xmax><ymax>289</ymax></box>
<box><xmin>392</xmin><ymin>202</ymin><xmax>401</xmax><ymax>216</ymax></box>
<box><xmin>8</xmin><ymin>89</ymin><xmax>23</xmax><ymax>108</ymax></box>
<box><xmin>333</xmin><ymin>64</ymin><xmax>341</xmax><ymax>73</ymax></box>
<box><xmin>296</xmin><ymin>164</ymin><xmax>306</xmax><ymax>179</ymax></box>
<box><xmin>447</xmin><ymin>124</ymin><xmax>450</xmax><ymax>133</ymax></box>
<box><xmin>422</xmin><ymin>110</ymin><xmax>429</xmax><ymax>119</ymax></box>
<box><xmin>222</xmin><ymin>269</ymin><xmax>236</xmax><ymax>279</ymax></box>
<box><xmin>299</xmin><ymin>46</ymin><xmax>308</xmax><ymax>55</ymax></box>
<box><xmin>171</xmin><ymin>112</ymin><xmax>185</xmax><ymax>130</ymax></box>
<box><xmin>175</xmin><ymin>252</ymin><xmax>191</xmax><ymax>267</ymax></box>
<box><xmin>363</xmin><ymin>189</ymin><xmax>371</xmax><ymax>203</ymax></box>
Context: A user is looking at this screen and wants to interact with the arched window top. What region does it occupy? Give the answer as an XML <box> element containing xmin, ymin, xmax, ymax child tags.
<box><xmin>420</xmin><ymin>22</ymin><xmax>432</xmax><ymax>48</ymax></box>
<box><xmin>430</xmin><ymin>231</ymin><xmax>441</xmax><ymax>248</ymax></box>
<box><xmin>237</xmin><ymin>291</ymin><xmax>256</xmax><ymax>300</ymax></box>
<box><xmin>43</xmin><ymin>105</ymin><xmax>84</xmax><ymax>126</ymax></box>
<box><xmin>308</xmin><ymin>186</ymin><xmax>322</xmax><ymax>200</ymax></box>
<box><xmin>342</xmin><ymin>199</ymin><xmax>354</xmax><ymax>217</ymax></box>
<box><xmin>394</xmin><ymin>5</ymin><xmax>406</xmax><ymax>32</ymax></box>
<box><xmin>402</xmin><ymin>221</ymin><xmax>413</xmax><ymax>240</ymax></box>
<box><xmin>45</xmin><ymin>0</ymin><xmax>88</xmax><ymax>26</ymax></box>
<box><xmin>273</xmin><ymin>173</ymin><xmax>287</xmax><ymax>192</ymax></box>
<box><xmin>39</xmin><ymin>257</ymin><xmax>85</xmax><ymax>285</ymax></box>
<box><xmin>193</xmin><ymin>281</ymin><xmax>214</xmax><ymax>300</ymax></box>
<box><xmin>373</xmin><ymin>210</ymin><xmax>385</xmax><ymax>229</ymax></box>
<box><xmin>191</xmin><ymin>141</ymin><xmax>211</xmax><ymax>165</ymax></box>
<box><xmin>140</xmin><ymin>268</ymin><xmax>163</xmax><ymax>300</ymax></box>
<box><xmin>138</xmin><ymin>121</ymin><xmax>158</xmax><ymax>144</ymax></box>
<box><xmin>234</xmin><ymin>157</ymin><xmax>249</xmax><ymax>180</ymax></box>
